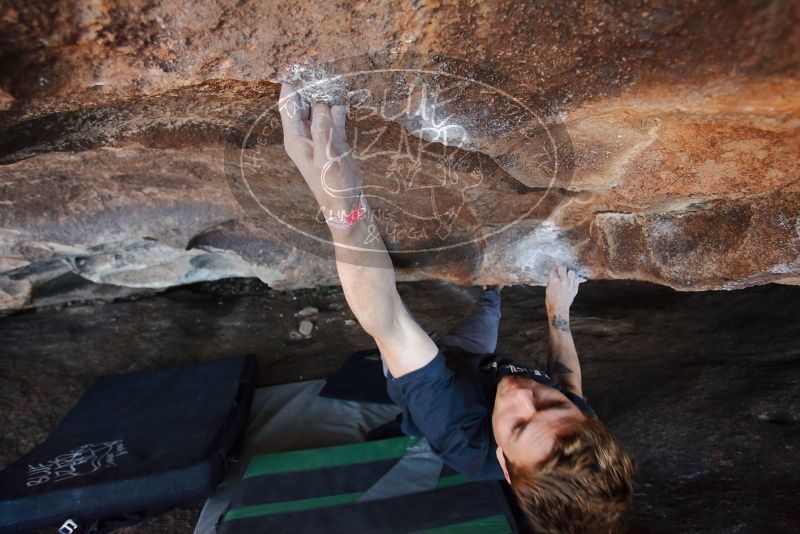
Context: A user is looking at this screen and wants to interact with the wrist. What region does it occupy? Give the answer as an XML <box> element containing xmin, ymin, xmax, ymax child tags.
<box><xmin>317</xmin><ymin>193</ymin><xmax>359</xmax><ymax>216</ymax></box>
<box><xmin>548</xmin><ymin>310</ymin><xmax>571</xmax><ymax>332</ymax></box>
<box><xmin>547</xmin><ymin>305</ymin><xmax>570</xmax><ymax>318</ymax></box>
<box><xmin>318</xmin><ymin>192</ymin><xmax>368</xmax><ymax>232</ymax></box>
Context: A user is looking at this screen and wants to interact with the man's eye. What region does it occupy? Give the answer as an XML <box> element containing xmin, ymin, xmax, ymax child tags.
<box><xmin>542</xmin><ymin>401</ymin><xmax>569</xmax><ymax>411</ymax></box>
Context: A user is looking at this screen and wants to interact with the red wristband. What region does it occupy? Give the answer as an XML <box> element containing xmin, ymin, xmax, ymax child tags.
<box><xmin>325</xmin><ymin>192</ymin><xmax>367</xmax><ymax>231</ymax></box>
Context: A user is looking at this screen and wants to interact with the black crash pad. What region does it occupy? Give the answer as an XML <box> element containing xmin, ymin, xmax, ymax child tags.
<box><xmin>0</xmin><ymin>355</ymin><xmax>257</xmax><ymax>533</ymax></box>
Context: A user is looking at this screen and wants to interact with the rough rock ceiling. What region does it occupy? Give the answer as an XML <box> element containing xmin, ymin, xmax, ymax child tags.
<box><xmin>0</xmin><ymin>0</ymin><xmax>798</xmax><ymax>309</ymax></box>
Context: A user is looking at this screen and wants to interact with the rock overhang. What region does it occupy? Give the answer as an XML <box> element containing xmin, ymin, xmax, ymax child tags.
<box><xmin>0</xmin><ymin>0</ymin><xmax>798</xmax><ymax>309</ymax></box>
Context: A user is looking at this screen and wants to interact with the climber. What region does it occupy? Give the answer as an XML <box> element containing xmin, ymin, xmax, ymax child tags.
<box><xmin>279</xmin><ymin>83</ymin><xmax>635</xmax><ymax>533</ymax></box>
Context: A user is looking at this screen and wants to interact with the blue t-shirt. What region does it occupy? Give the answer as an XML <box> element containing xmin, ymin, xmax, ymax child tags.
<box><xmin>385</xmin><ymin>352</ymin><xmax>596</xmax><ymax>481</ymax></box>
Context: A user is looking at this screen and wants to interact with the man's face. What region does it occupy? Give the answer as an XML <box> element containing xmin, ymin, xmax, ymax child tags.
<box><xmin>492</xmin><ymin>375</ymin><xmax>587</xmax><ymax>474</ymax></box>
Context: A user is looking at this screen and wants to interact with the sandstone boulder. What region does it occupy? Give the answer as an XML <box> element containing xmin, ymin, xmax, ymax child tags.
<box><xmin>0</xmin><ymin>0</ymin><xmax>798</xmax><ymax>309</ymax></box>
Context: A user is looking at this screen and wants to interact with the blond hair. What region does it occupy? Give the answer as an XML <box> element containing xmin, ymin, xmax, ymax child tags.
<box><xmin>507</xmin><ymin>418</ymin><xmax>635</xmax><ymax>533</ymax></box>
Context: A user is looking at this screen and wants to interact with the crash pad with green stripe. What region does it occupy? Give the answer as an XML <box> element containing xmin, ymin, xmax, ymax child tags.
<box><xmin>218</xmin><ymin>437</ymin><xmax>516</xmax><ymax>533</ymax></box>
<box><xmin>243</xmin><ymin>436</ymin><xmax>419</xmax><ymax>477</ymax></box>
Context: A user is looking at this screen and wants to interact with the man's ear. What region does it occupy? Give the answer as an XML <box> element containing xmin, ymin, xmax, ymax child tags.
<box><xmin>496</xmin><ymin>446</ymin><xmax>511</xmax><ymax>484</ymax></box>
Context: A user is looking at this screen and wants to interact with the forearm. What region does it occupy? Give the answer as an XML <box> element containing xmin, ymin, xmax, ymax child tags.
<box><xmin>329</xmin><ymin>212</ymin><xmax>398</xmax><ymax>337</ymax></box>
<box><xmin>546</xmin><ymin>308</ymin><xmax>583</xmax><ymax>395</ymax></box>
<box><xmin>328</xmin><ymin>206</ymin><xmax>438</xmax><ymax>377</ymax></box>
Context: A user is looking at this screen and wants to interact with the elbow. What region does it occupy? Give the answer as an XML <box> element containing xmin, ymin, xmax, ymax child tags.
<box><xmin>357</xmin><ymin>316</ymin><xmax>385</xmax><ymax>339</ymax></box>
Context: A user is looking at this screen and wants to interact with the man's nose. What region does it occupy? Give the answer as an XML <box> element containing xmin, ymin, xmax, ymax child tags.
<box><xmin>512</xmin><ymin>386</ymin><xmax>536</xmax><ymax>412</ymax></box>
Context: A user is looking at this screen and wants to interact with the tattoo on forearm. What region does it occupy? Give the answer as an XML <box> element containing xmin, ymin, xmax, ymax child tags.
<box><xmin>550</xmin><ymin>361</ymin><xmax>573</xmax><ymax>375</ymax></box>
<box><xmin>551</xmin><ymin>314</ymin><xmax>570</xmax><ymax>332</ymax></box>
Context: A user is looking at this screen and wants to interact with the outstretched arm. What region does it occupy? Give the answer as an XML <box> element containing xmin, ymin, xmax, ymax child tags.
<box><xmin>279</xmin><ymin>83</ymin><xmax>438</xmax><ymax>377</ymax></box>
<box><xmin>545</xmin><ymin>265</ymin><xmax>585</xmax><ymax>396</ymax></box>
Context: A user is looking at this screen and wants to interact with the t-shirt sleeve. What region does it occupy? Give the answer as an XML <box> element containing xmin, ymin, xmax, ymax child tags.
<box><xmin>385</xmin><ymin>352</ymin><xmax>503</xmax><ymax>480</ymax></box>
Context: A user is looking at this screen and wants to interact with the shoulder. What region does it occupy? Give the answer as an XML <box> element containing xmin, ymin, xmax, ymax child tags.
<box><xmin>386</xmin><ymin>351</ymin><xmax>451</xmax><ymax>395</ymax></box>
